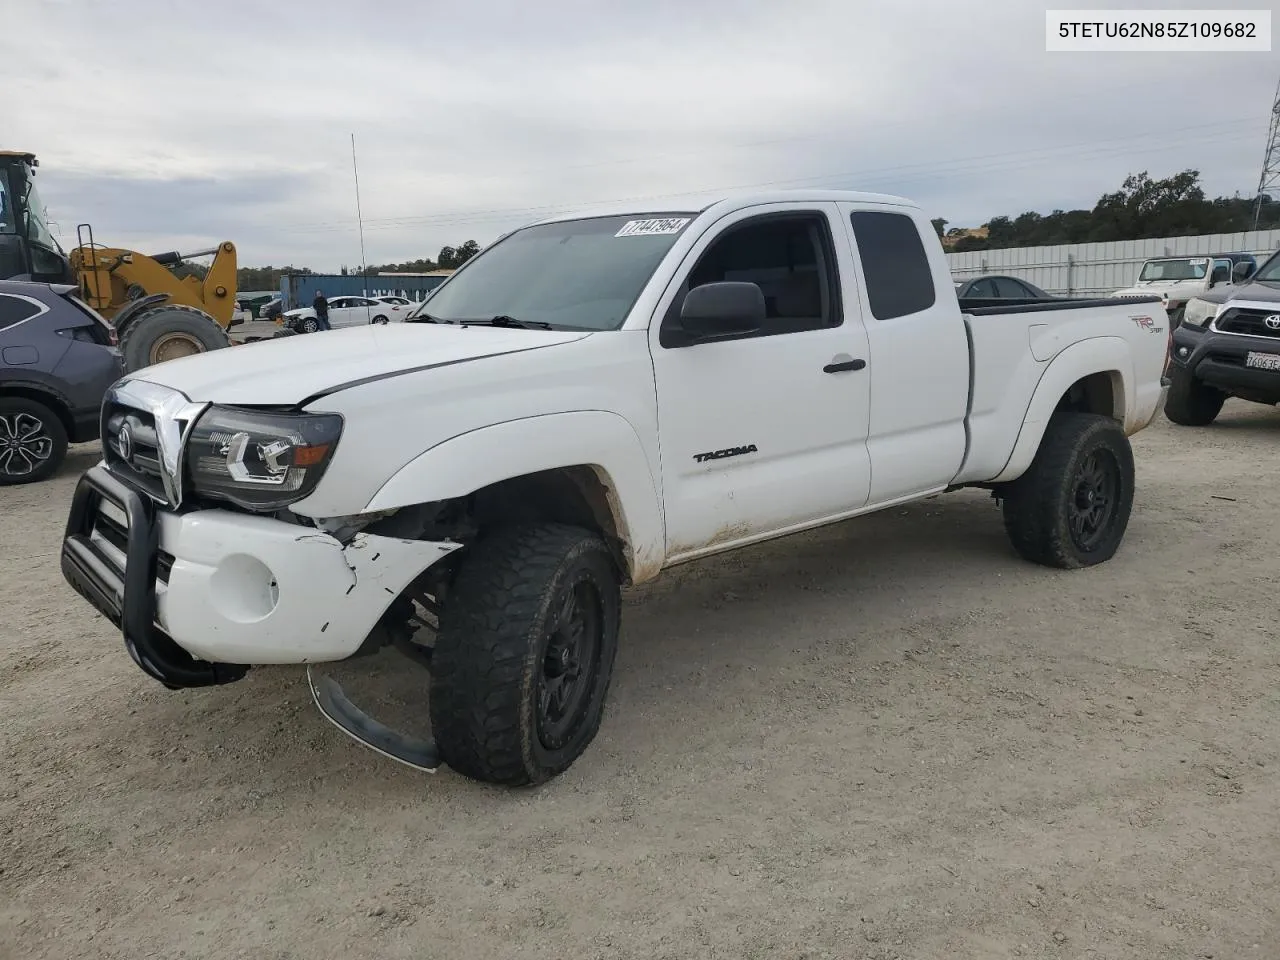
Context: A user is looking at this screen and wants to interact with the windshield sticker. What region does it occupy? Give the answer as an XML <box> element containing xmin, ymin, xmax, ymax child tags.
<box><xmin>615</xmin><ymin>218</ymin><xmax>690</xmax><ymax>238</ymax></box>
<box><xmin>1188</xmin><ymin>258</ymin><xmax>1208</xmax><ymax>265</ymax></box>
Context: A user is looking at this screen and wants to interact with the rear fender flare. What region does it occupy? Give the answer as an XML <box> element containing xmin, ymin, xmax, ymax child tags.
<box><xmin>992</xmin><ymin>336</ymin><xmax>1133</xmax><ymax>484</ymax></box>
<box><xmin>363</xmin><ymin>411</ymin><xmax>666</xmax><ymax>582</ymax></box>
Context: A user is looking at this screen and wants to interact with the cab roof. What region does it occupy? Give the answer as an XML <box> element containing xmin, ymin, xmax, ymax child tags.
<box><xmin>525</xmin><ymin>189</ymin><xmax>919</xmax><ymax>228</ymax></box>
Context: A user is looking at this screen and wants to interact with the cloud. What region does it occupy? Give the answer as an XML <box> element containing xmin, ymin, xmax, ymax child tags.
<box><xmin>9</xmin><ymin>0</ymin><xmax>1277</xmax><ymax>270</ymax></box>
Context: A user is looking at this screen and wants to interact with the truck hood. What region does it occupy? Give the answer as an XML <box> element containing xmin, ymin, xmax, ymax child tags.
<box><xmin>1210</xmin><ymin>279</ymin><xmax>1280</xmax><ymax>305</ymax></box>
<box><xmin>129</xmin><ymin>324</ymin><xmax>593</xmax><ymax>405</ymax></box>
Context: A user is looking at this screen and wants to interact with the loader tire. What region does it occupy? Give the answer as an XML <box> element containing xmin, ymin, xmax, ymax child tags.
<box><xmin>999</xmin><ymin>412</ymin><xmax>1134</xmax><ymax>570</ymax></box>
<box><xmin>429</xmin><ymin>523</ymin><xmax>622</xmax><ymax>786</ymax></box>
<box><xmin>118</xmin><ymin>305</ymin><xmax>231</xmax><ymax>372</ymax></box>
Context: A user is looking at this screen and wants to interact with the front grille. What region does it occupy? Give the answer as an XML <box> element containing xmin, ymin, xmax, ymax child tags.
<box><xmin>102</xmin><ymin>402</ymin><xmax>168</xmax><ymax>503</ymax></box>
<box><xmin>1216</xmin><ymin>308</ymin><xmax>1280</xmax><ymax>338</ymax></box>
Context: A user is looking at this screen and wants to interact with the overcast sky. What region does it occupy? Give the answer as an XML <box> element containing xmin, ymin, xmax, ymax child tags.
<box><xmin>9</xmin><ymin>0</ymin><xmax>1278</xmax><ymax>272</ymax></box>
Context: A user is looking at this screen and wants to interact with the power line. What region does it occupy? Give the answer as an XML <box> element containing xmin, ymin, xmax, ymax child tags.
<box><xmin>274</xmin><ymin>123</ymin><xmax>1262</xmax><ymax>238</ymax></box>
<box><xmin>271</xmin><ymin>116</ymin><xmax>1265</xmax><ymax>237</ymax></box>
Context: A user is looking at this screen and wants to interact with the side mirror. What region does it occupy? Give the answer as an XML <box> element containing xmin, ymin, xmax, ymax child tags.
<box><xmin>1232</xmin><ymin>261</ymin><xmax>1255</xmax><ymax>282</ymax></box>
<box><xmin>677</xmin><ymin>281</ymin><xmax>765</xmax><ymax>340</ymax></box>
<box><xmin>1209</xmin><ymin>264</ymin><xmax>1230</xmax><ymax>286</ymax></box>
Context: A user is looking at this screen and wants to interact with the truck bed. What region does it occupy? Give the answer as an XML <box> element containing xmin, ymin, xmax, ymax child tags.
<box><xmin>954</xmin><ymin>294</ymin><xmax>1166</xmax><ymax>485</ymax></box>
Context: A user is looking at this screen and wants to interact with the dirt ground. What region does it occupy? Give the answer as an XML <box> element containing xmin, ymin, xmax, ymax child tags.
<box><xmin>2</xmin><ymin>401</ymin><xmax>1278</xmax><ymax>960</ymax></box>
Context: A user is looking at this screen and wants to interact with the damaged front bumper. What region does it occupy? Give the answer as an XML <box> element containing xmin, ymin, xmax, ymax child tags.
<box><xmin>61</xmin><ymin>463</ymin><xmax>459</xmax><ymax>689</ymax></box>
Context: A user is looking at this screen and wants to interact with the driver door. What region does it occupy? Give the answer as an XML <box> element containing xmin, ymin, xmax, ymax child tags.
<box><xmin>648</xmin><ymin>202</ymin><xmax>873</xmax><ymax>560</ymax></box>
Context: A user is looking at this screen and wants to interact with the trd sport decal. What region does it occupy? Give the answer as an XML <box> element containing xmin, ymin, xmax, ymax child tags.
<box><xmin>693</xmin><ymin>444</ymin><xmax>758</xmax><ymax>463</ymax></box>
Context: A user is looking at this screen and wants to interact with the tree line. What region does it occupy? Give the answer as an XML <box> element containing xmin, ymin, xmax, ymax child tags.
<box><xmin>234</xmin><ymin>240</ymin><xmax>482</xmax><ymax>291</ymax></box>
<box><xmin>931</xmin><ymin>170</ymin><xmax>1279</xmax><ymax>252</ymax></box>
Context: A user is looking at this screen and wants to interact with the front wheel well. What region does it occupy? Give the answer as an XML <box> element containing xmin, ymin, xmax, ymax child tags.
<box><xmin>364</xmin><ymin>465</ymin><xmax>631</xmax><ymax>582</ymax></box>
<box><xmin>1054</xmin><ymin>371</ymin><xmax>1122</xmax><ymax>421</ymax></box>
<box><xmin>0</xmin><ymin>385</ymin><xmax>74</xmax><ymax>438</ymax></box>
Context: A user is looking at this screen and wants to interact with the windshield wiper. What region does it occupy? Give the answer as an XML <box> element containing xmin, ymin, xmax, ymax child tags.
<box><xmin>463</xmin><ymin>315</ymin><xmax>554</xmax><ymax>330</ymax></box>
<box><xmin>408</xmin><ymin>312</ymin><xmax>455</xmax><ymax>324</ymax></box>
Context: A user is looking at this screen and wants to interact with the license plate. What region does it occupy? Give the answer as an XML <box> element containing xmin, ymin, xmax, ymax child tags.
<box><xmin>1245</xmin><ymin>351</ymin><xmax>1280</xmax><ymax>371</ymax></box>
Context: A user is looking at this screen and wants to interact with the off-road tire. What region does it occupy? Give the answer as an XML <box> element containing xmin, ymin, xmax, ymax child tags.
<box><xmin>429</xmin><ymin>523</ymin><xmax>622</xmax><ymax>786</ymax></box>
<box><xmin>118</xmin><ymin>305</ymin><xmax>231</xmax><ymax>372</ymax></box>
<box><xmin>1164</xmin><ymin>365</ymin><xmax>1225</xmax><ymax>426</ymax></box>
<box><xmin>999</xmin><ymin>412</ymin><xmax>1135</xmax><ymax>569</ymax></box>
<box><xmin>0</xmin><ymin>396</ymin><xmax>68</xmax><ymax>486</ymax></box>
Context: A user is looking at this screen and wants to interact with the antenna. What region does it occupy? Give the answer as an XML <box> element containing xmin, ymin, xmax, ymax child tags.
<box><xmin>351</xmin><ymin>133</ymin><xmax>369</xmax><ymax>293</ymax></box>
<box><xmin>1253</xmin><ymin>72</ymin><xmax>1280</xmax><ymax>230</ymax></box>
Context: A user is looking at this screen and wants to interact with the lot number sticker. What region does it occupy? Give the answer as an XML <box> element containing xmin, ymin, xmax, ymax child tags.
<box><xmin>615</xmin><ymin>218</ymin><xmax>690</xmax><ymax>237</ymax></box>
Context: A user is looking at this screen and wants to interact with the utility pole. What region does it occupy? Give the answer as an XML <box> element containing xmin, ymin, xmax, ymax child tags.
<box><xmin>1253</xmin><ymin>73</ymin><xmax>1280</xmax><ymax>231</ymax></box>
<box><xmin>351</xmin><ymin>134</ymin><xmax>369</xmax><ymax>294</ymax></box>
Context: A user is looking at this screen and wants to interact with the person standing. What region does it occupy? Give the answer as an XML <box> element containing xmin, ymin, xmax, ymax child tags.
<box><xmin>312</xmin><ymin>290</ymin><xmax>331</xmax><ymax>331</ymax></box>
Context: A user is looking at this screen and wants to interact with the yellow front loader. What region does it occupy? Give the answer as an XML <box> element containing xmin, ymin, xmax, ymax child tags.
<box><xmin>71</xmin><ymin>226</ymin><xmax>236</xmax><ymax>371</ymax></box>
<box><xmin>1</xmin><ymin>150</ymin><xmax>236</xmax><ymax>373</ymax></box>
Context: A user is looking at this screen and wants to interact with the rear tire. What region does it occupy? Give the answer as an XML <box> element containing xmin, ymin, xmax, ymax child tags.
<box><xmin>0</xmin><ymin>396</ymin><xmax>68</xmax><ymax>486</ymax></box>
<box><xmin>372</xmin><ymin>314</ymin><xmax>389</xmax><ymax>325</ymax></box>
<box><xmin>118</xmin><ymin>305</ymin><xmax>231</xmax><ymax>372</ymax></box>
<box><xmin>429</xmin><ymin>523</ymin><xmax>622</xmax><ymax>786</ymax></box>
<box><xmin>1164</xmin><ymin>366</ymin><xmax>1225</xmax><ymax>426</ymax></box>
<box><xmin>999</xmin><ymin>412</ymin><xmax>1134</xmax><ymax>569</ymax></box>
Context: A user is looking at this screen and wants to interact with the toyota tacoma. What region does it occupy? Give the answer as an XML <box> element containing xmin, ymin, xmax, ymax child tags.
<box><xmin>60</xmin><ymin>190</ymin><xmax>1170</xmax><ymax>785</ymax></box>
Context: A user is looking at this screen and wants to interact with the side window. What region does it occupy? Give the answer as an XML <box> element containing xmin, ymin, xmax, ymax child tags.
<box><xmin>993</xmin><ymin>277</ymin><xmax>1029</xmax><ymax>298</ymax></box>
<box><xmin>849</xmin><ymin>211</ymin><xmax>936</xmax><ymax>321</ymax></box>
<box><xmin>0</xmin><ymin>294</ymin><xmax>42</xmax><ymax>331</ymax></box>
<box><xmin>667</xmin><ymin>212</ymin><xmax>840</xmax><ymax>341</ymax></box>
<box><xmin>965</xmin><ymin>278</ymin><xmax>997</xmax><ymax>298</ymax></box>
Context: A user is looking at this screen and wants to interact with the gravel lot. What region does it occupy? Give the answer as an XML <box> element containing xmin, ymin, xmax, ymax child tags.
<box><xmin>3</xmin><ymin>401</ymin><xmax>1278</xmax><ymax>960</ymax></box>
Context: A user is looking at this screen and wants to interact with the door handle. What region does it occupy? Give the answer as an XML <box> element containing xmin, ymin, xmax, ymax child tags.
<box><xmin>823</xmin><ymin>357</ymin><xmax>866</xmax><ymax>373</ymax></box>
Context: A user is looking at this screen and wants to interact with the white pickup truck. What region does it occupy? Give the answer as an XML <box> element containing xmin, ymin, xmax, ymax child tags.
<box><xmin>60</xmin><ymin>190</ymin><xmax>1169</xmax><ymax>786</ymax></box>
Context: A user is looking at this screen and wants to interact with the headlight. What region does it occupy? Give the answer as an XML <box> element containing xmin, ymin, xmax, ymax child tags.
<box><xmin>1180</xmin><ymin>297</ymin><xmax>1217</xmax><ymax>328</ymax></box>
<box><xmin>186</xmin><ymin>405</ymin><xmax>343</xmax><ymax>511</ymax></box>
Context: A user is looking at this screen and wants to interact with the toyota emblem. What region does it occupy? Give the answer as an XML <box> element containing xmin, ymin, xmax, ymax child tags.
<box><xmin>118</xmin><ymin>422</ymin><xmax>134</xmax><ymax>463</ymax></box>
<box><xmin>1266</xmin><ymin>314</ymin><xmax>1280</xmax><ymax>331</ymax></box>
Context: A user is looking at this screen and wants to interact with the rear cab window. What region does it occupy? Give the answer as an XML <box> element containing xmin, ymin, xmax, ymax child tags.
<box><xmin>848</xmin><ymin>211</ymin><xmax>936</xmax><ymax>321</ymax></box>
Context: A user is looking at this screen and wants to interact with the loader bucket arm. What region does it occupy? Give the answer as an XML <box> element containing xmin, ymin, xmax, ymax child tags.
<box><xmin>199</xmin><ymin>241</ymin><xmax>237</xmax><ymax>328</ymax></box>
<box><xmin>78</xmin><ymin>241</ymin><xmax>238</xmax><ymax>328</ymax></box>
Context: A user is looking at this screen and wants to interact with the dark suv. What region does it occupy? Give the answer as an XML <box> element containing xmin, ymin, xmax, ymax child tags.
<box><xmin>1165</xmin><ymin>249</ymin><xmax>1280</xmax><ymax>425</ymax></box>
<box><xmin>0</xmin><ymin>280</ymin><xmax>123</xmax><ymax>484</ymax></box>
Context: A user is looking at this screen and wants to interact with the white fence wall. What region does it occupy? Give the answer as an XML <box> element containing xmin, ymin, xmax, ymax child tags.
<box><xmin>945</xmin><ymin>230</ymin><xmax>1280</xmax><ymax>298</ymax></box>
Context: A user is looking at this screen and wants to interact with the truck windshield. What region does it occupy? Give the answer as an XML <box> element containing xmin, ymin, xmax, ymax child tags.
<box><xmin>1138</xmin><ymin>258</ymin><xmax>1208</xmax><ymax>281</ymax></box>
<box><xmin>1252</xmin><ymin>252</ymin><xmax>1280</xmax><ymax>284</ymax></box>
<box><xmin>409</xmin><ymin>213</ymin><xmax>696</xmax><ymax>331</ymax></box>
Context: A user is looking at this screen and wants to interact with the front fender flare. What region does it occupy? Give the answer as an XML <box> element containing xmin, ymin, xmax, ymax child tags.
<box><xmin>991</xmin><ymin>336</ymin><xmax>1133</xmax><ymax>484</ymax></box>
<box><xmin>363</xmin><ymin>411</ymin><xmax>666</xmax><ymax>583</ymax></box>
